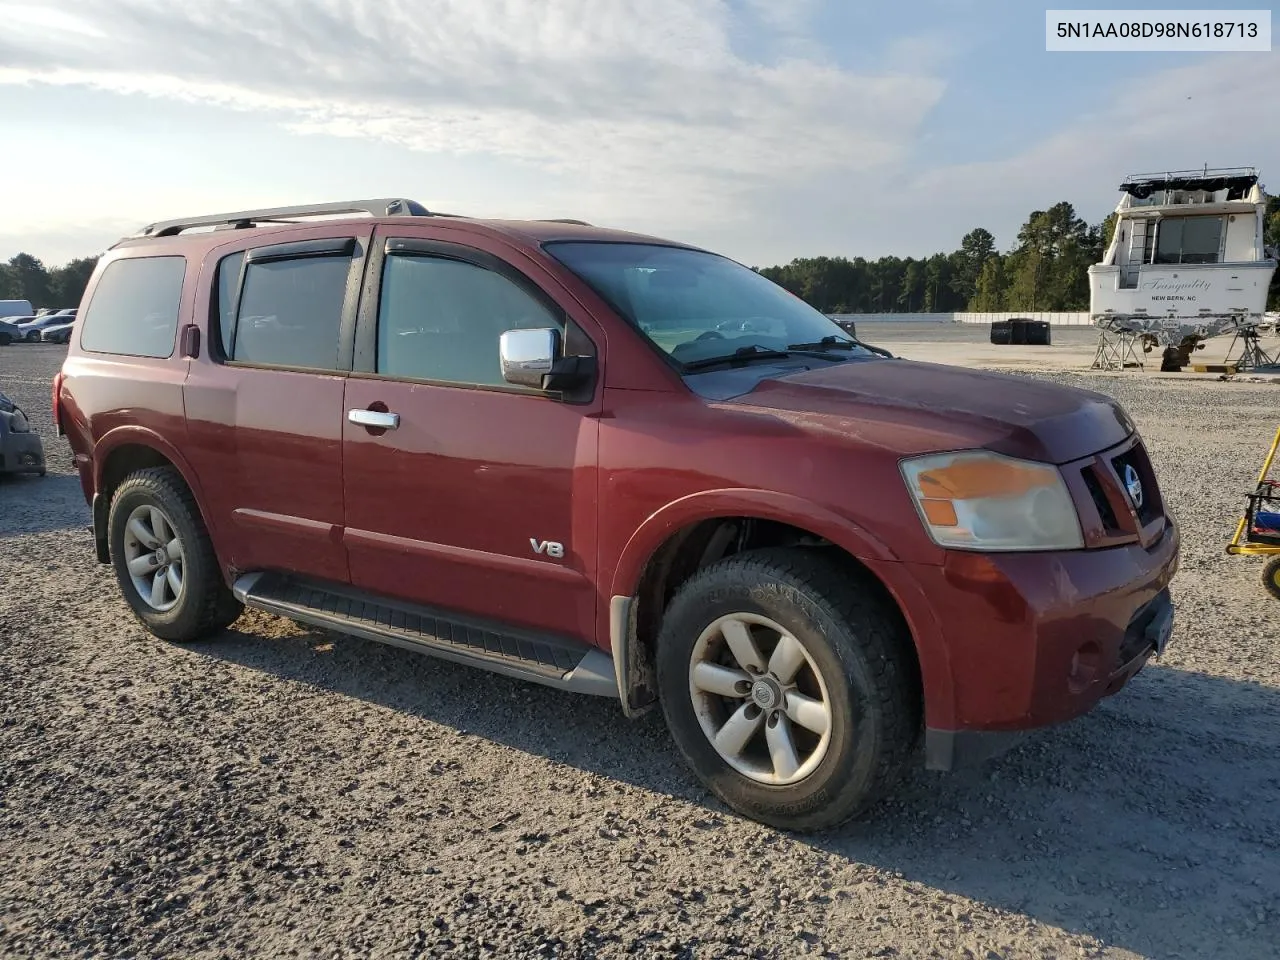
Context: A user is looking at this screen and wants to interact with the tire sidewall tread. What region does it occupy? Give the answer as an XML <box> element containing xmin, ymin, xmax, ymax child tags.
<box><xmin>1262</xmin><ymin>557</ymin><xmax>1280</xmax><ymax>601</ymax></box>
<box><xmin>656</xmin><ymin>548</ymin><xmax>920</xmax><ymax>832</ymax></box>
<box><xmin>107</xmin><ymin>466</ymin><xmax>241</xmax><ymax>642</ymax></box>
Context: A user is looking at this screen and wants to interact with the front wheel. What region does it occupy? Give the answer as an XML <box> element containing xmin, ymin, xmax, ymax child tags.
<box><xmin>656</xmin><ymin>548</ymin><xmax>920</xmax><ymax>832</ymax></box>
<box><xmin>108</xmin><ymin>467</ymin><xmax>242</xmax><ymax>641</ymax></box>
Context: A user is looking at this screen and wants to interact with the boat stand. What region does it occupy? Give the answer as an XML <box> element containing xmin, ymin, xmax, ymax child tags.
<box><xmin>1091</xmin><ymin>328</ymin><xmax>1145</xmax><ymax>370</ymax></box>
<box><xmin>1224</xmin><ymin>325</ymin><xmax>1280</xmax><ymax>372</ymax></box>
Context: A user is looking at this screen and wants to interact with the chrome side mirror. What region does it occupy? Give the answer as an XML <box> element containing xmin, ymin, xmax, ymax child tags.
<box><xmin>500</xmin><ymin>327</ymin><xmax>560</xmax><ymax>388</ymax></box>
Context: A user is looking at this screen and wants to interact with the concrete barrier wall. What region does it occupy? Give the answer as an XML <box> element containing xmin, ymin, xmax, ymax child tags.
<box><xmin>829</xmin><ymin>312</ymin><xmax>1094</xmax><ymax>326</ymax></box>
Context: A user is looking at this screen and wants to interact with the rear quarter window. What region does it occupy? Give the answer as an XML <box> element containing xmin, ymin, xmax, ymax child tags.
<box><xmin>79</xmin><ymin>256</ymin><xmax>186</xmax><ymax>358</ymax></box>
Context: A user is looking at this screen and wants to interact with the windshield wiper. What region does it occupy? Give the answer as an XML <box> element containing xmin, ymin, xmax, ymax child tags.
<box><xmin>682</xmin><ymin>344</ymin><xmax>792</xmax><ymax>370</ymax></box>
<box><xmin>788</xmin><ymin>335</ymin><xmax>894</xmax><ymax>359</ymax></box>
<box><xmin>786</xmin><ymin>335</ymin><xmax>860</xmax><ymax>351</ymax></box>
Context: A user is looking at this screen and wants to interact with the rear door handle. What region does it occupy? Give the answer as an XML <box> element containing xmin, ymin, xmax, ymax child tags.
<box><xmin>348</xmin><ymin>408</ymin><xmax>400</xmax><ymax>430</ymax></box>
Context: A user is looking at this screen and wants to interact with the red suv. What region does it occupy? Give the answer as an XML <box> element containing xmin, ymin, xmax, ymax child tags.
<box><xmin>55</xmin><ymin>199</ymin><xmax>1179</xmax><ymax>830</ymax></box>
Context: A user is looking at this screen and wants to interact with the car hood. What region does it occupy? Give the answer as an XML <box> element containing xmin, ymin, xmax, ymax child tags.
<box><xmin>723</xmin><ymin>358</ymin><xmax>1133</xmax><ymax>464</ymax></box>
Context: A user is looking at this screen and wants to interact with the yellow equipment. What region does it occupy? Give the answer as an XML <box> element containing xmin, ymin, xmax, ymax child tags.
<box><xmin>1227</xmin><ymin>424</ymin><xmax>1280</xmax><ymax>598</ymax></box>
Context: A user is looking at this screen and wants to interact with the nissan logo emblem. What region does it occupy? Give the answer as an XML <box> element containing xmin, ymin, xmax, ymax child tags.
<box><xmin>1124</xmin><ymin>464</ymin><xmax>1143</xmax><ymax>509</ymax></box>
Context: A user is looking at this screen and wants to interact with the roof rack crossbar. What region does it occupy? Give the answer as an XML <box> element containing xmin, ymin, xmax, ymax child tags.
<box><xmin>133</xmin><ymin>198</ymin><xmax>432</xmax><ymax>238</ymax></box>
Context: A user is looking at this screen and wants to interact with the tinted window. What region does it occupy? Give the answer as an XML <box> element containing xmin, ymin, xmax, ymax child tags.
<box><xmin>377</xmin><ymin>254</ymin><xmax>561</xmax><ymax>386</ymax></box>
<box><xmin>231</xmin><ymin>255</ymin><xmax>350</xmax><ymax>370</ymax></box>
<box><xmin>79</xmin><ymin>256</ymin><xmax>186</xmax><ymax>358</ymax></box>
<box><xmin>1155</xmin><ymin>216</ymin><xmax>1223</xmax><ymax>265</ymax></box>
<box><xmin>215</xmin><ymin>251</ymin><xmax>245</xmax><ymax>359</ymax></box>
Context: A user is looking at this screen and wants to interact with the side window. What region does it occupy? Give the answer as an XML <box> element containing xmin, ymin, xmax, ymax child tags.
<box><xmin>229</xmin><ymin>254</ymin><xmax>351</xmax><ymax>370</ymax></box>
<box><xmin>376</xmin><ymin>254</ymin><xmax>566</xmax><ymax>387</ymax></box>
<box><xmin>214</xmin><ymin>251</ymin><xmax>245</xmax><ymax>359</ymax></box>
<box><xmin>79</xmin><ymin>256</ymin><xmax>185</xmax><ymax>358</ymax></box>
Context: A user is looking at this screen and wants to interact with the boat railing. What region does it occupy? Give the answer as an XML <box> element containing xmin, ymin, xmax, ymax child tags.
<box><xmin>1122</xmin><ymin>165</ymin><xmax>1258</xmax><ymax>182</ymax></box>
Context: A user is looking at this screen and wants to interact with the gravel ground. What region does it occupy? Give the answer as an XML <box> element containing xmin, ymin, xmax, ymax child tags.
<box><xmin>2</xmin><ymin>336</ymin><xmax>1279</xmax><ymax>960</ymax></box>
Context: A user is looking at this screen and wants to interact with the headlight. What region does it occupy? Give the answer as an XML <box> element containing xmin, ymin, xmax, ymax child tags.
<box><xmin>900</xmin><ymin>450</ymin><xmax>1083</xmax><ymax>551</ymax></box>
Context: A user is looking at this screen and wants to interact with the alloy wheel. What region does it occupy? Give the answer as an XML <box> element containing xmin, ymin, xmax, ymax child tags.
<box><xmin>122</xmin><ymin>504</ymin><xmax>186</xmax><ymax>612</ymax></box>
<box><xmin>687</xmin><ymin>612</ymin><xmax>833</xmax><ymax>785</ymax></box>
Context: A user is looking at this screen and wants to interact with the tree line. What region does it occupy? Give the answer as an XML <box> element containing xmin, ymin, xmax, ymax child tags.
<box><xmin>757</xmin><ymin>198</ymin><xmax>1280</xmax><ymax>314</ymax></box>
<box><xmin>0</xmin><ymin>253</ymin><xmax>100</xmax><ymax>311</ymax></box>
<box><xmin>3</xmin><ymin>196</ymin><xmax>1278</xmax><ymax>314</ymax></box>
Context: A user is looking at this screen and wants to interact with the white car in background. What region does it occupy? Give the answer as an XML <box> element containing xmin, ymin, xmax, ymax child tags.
<box><xmin>0</xmin><ymin>299</ymin><xmax>35</xmax><ymax>320</ymax></box>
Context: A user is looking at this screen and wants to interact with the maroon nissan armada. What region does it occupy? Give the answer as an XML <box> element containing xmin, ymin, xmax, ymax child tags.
<box><xmin>55</xmin><ymin>199</ymin><xmax>1178</xmax><ymax>830</ymax></box>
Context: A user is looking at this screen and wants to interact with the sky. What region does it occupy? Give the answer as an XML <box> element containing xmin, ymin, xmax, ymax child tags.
<box><xmin>0</xmin><ymin>0</ymin><xmax>1276</xmax><ymax>269</ymax></box>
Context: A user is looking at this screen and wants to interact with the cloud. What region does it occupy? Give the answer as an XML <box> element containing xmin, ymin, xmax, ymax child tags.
<box><xmin>767</xmin><ymin>51</ymin><xmax>1280</xmax><ymax>259</ymax></box>
<box><xmin>6</xmin><ymin>0</ymin><xmax>1271</xmax><ymax>270</ymax></box>
<box><xmin>904</xmin><ymin>53</ymin><xmax>1280</xmax><ymax>243</ymax></box>
<box><xmin>0</xmin><ymin>0</ymin><xmax>944</xmax><ymax>229</ymax></box>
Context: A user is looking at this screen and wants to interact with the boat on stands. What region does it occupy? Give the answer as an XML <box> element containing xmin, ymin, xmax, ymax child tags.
<box><xmin>1089</xmin><ymin>167</ymin><xmax>1277</xmax><ymax>369</ymax></box>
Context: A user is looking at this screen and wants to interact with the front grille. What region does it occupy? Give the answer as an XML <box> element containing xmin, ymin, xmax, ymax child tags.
<box><xmin>1081</xmin><ymin>465</ymin><xmax>1120</xmax><ymax>532</ymax></box>
<box><xmin>1111</xmin><ymin>444</ymin><xmax>1162</xmax><ymax>526</ymax></box>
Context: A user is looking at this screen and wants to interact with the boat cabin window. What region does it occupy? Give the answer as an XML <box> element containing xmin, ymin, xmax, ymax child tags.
<box><xmin>1154</xmin><ymin>215</ymin><xmax>1223</xmax><ymax>265</ymax></box>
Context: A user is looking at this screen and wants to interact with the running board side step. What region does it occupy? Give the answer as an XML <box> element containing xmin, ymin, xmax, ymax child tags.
<box><xmin>232</xmin><ymin>572</ymin><xmax>619</xmax><ymax>698</ymax></box>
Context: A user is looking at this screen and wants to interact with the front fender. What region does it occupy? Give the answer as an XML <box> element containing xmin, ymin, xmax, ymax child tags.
<box><xmin>609</xmin><ymin>487</ymin><xmax>956</xmax><ymax>731</ymax></box>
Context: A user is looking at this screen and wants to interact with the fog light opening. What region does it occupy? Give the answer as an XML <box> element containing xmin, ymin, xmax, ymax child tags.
<box><xmin>1068</xmin><ymin>640</ymin><xmax>1103</xmax><ymax>694</ymax></box>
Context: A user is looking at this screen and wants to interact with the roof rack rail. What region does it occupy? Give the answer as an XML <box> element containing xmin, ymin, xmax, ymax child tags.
<box><xmin>131</xmin><ymin>198</ymin><xmax>432</xmax><ymax>238</ymax></box>
<box><xmin>537</xmin><ymin>218</ymin><xmax>593</xmax><ymax>226</ymax></box>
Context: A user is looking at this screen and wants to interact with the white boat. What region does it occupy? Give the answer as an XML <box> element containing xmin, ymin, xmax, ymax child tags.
<box><xmin>1089</xmin><ymin>167</ymin><xmax>1277</xmax><ymax>346</ymax></box>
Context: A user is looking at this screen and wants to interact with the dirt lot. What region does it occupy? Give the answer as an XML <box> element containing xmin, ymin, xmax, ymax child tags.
<box><xmin>2</xmin><ymin>331</ymin><xmax>1279</xmax><ymax>960</ymax></box>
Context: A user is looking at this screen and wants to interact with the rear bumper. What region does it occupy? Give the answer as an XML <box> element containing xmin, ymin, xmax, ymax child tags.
<box><xmin>903</xmin><ymin>517</ymin><xmax>1179</xmax><ymax>771</ymax></box>
<box><xmin>0</xmin><ymin>431</ymin><xmax>45</xmax><ymax>474</ymax></box>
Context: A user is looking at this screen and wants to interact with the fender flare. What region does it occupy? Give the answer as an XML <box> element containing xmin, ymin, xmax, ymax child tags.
<box><xmin>608</xmin><ymin>487</ymin><xmax>954</xmax><ymax>729</ymax></box>
<box><xmin>92</xmin><ymin>426</ymin><xmax>221</xmax><ymax>548</ymax></box>
<box><xmin>610</xmin><ymin>487</ymin><xmax>899</xmax><ymax>600</ymax></box>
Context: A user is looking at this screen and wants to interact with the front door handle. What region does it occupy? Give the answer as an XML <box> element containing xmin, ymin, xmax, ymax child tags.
<box><xmin>348</xmin><ymin>408</ymin><xmax>400</xmax><ymax>430</ymax></box>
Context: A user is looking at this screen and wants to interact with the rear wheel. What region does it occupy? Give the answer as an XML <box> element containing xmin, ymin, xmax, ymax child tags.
<box><xmin>656</xmin><ymin>548</ymin><xmax>920</xmax><ymax>831</ymax></box>
<box><xmin>0</xmin><ymin>333</ymin><xmax>10</xmax><ymax>346</ymax></box>
<box><xmin>108</xmin><ymin>467</ymin><xmax>242</xmax><ymax>641</ymax></box>
<box><xmin>24</xmin><ymin>330</ymin><xmax>40</xmax><ymax>343</ymax></box>
<box><xmin>1262</xmin><ymin>557</ymin><xmax>1280</xmax><ymax>600</ymax></box>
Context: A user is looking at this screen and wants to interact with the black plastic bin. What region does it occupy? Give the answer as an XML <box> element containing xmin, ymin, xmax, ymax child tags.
<box><xmin>992</xmin><ymin>319</ymin><xmax>1051</xmax><ymax>346</ymax></box>
<box><xmin>1024</xmin><ymin>320</ymin><xmax>1051</xmax><ymax>345</ymax></box>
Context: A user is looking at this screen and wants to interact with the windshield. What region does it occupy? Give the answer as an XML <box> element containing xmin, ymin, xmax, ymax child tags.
<box><xmin>545</xmin><ymin>242</ymin><xmax>872</xmax><ymax>369</ymax></box>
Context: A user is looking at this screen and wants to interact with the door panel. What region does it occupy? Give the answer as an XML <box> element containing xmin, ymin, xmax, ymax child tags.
<box><xmin>340</xmin><ymin>228</ymin><xmax>602</xmax><ymax>643</ymax></box>
<box><xmin>342</xmin><ymin>381</ymin><xmax>598</xmax><ymax>640</ymax></box>
<box><xmin>182</xmin><ymin>227</ymin><xmax>367</xmax><ymax>583</ymax></box>
<box><xmin>185</xmin><ymin>364</ymin><xmax>349</xmax><ymax>581</ymax></box>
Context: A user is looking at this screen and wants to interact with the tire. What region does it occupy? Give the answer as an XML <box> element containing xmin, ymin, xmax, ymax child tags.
<box><xmin>24</xmin><ymin>331</ymin><xmax>40</xmax><ymax>343</ymax></box>
<box><xmin>108</xmin><ymin>467</ymin><xmax>242</xmax><ymax>641</ymax></box>
<box><xmin>656</xmin><ymin>548</ymin><xmax>920</xmax><ymax>832</ymax></box>
<box><xmin>1262</xmin><ymin>557</ymin><xmax>1280</xmax><ymax>601</ymax></box>
<box><xmin>0</xmin><ymin>333</ymin><xmax>10</xmax><ymax>346</ymax></box>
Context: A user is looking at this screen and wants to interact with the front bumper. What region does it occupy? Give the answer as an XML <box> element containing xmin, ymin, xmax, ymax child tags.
<box><xmin>0</xmin><ymin>430</ymin><xmax>45</xmax><ymax>475</ymax></box>
<box><xmin>909</xmin><ymin>516</ymin><xmax>1179</xmax><ymax>771</ymax></box>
